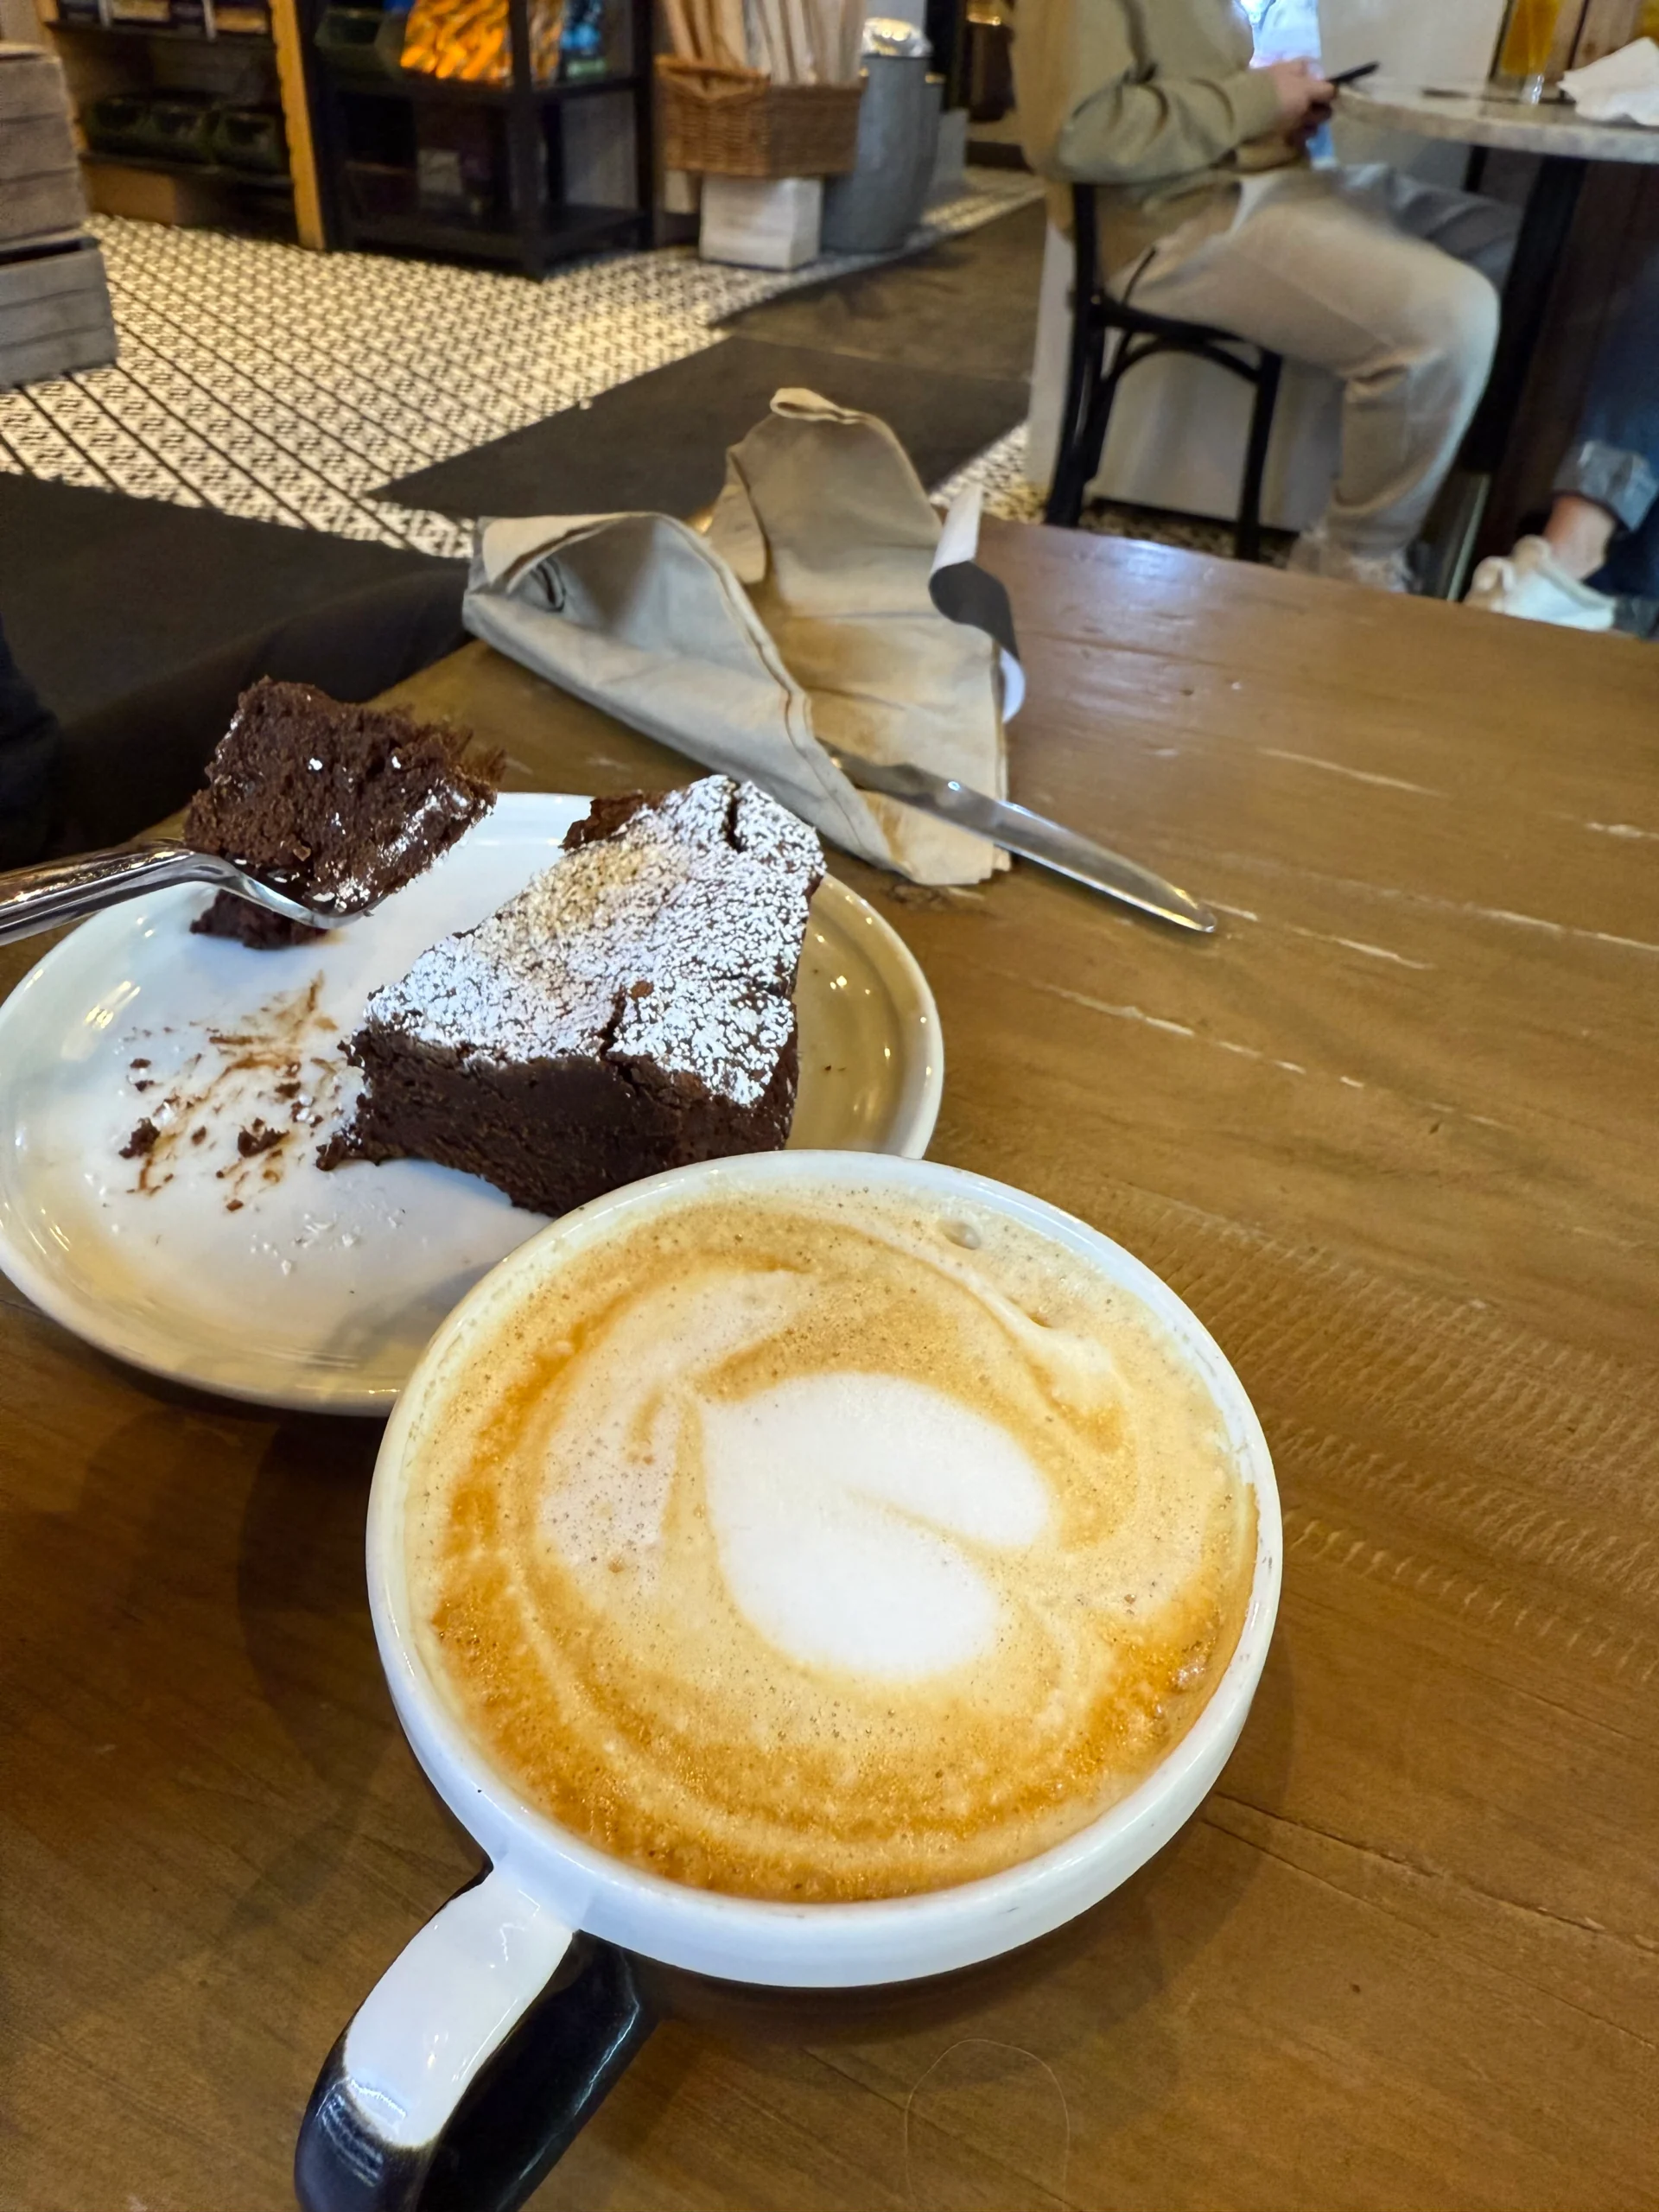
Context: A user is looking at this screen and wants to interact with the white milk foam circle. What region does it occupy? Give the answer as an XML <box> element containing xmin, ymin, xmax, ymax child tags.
<box><xmin>404</xmin><ymin>1180</ymin><xmax>1257</xmax><ymax>1904</ymax></box>
<box><xmin>700</xmin><ymin>1373</ymin><xmax>1052</xmax><ymax>1679</ymax></box>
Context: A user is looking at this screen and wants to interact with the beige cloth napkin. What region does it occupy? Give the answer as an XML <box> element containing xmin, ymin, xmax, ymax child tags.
<box><xmin>1563</xmin><ymin>38</ymin><xmax>1659</xmax><ymax>124</ymax></box>
<box><xmin>461</xmin><ymin>388</ymin><xmax>1012</xmax><ymax>886</ymax></box>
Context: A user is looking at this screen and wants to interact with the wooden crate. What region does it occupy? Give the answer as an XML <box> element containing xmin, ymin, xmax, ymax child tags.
<box><xmin>0</xmin><ymin>168</ymin><xmax>87</xmax><ymax>244</ymax></box>
<box><xmin>0</xmin><ymin>40</ymin><xmax>86</xmax><ymax>249</ymax></box>
<box><xmin>0</xmin><ymin>37</ymin><xmax>72</xmax><ymax>122</ymax></box>
<box><xmin>0</xmin><ymin>237</ymin><xmax>116</xmax><ymax>388</ymax></box>
<box><xmin>1</xmin><ymin>116</ymin><xmax>80</xmax><ymax>181</ymax></box>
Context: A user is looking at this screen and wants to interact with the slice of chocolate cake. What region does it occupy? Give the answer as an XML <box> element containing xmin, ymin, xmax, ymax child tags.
<box><xmin>184</xmin><ymin>679</ymin><xmax>502</xmax><ymax>949</ymax></box>
<box><xmin>321</xmin><ymin>777</ymin><xmax>823</xmax><ymax>1217</ymax></box>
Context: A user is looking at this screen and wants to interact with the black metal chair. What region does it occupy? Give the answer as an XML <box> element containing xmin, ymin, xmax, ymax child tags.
<box><xmin>1045</xmin><ymin>183</ymin><xmax>1285</xmax><ymax>561</ymax></box>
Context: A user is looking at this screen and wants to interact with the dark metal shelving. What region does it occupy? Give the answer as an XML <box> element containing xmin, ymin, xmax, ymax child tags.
<box><xmin>343</xmin><ymin>199</ymin><xmax>639</xmax><ymax>260</ymax></box>
<box><xmin>307</xmin><ymin>0</ymin><xmax>655</xmax><ymax>276</ymax></box>
<box><xmin>322</xmin><ymin>62</ymin><xmax>644</xmax><ymax>104</ymax></box>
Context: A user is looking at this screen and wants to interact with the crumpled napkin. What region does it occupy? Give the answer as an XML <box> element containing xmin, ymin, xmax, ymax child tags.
<box><xmin>1561</xmin><ymin>38</ymin><xmax>1659</xmax><ymax>125</ymax></box>
<box><xmin>462</xmin><ymin>391</ymin><xmax>1023</xmax><ymax>887</ymax></box>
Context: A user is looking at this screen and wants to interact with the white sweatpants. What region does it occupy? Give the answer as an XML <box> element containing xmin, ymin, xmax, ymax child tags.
<box><xmin>1118</xmin><ymin>164</ymin><xmax>1519</xmax><ymax>563</ymax></box>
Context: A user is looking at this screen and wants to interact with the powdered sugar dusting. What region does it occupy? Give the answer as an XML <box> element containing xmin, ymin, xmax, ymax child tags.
<box><xmin>316</xmin><ymin>784</ymin><xmax>480</xmax><ymax>913</ymax></box>
<box><xmin>361</xmin><ymin>779</ymin><xmax>823</xmax><ymax>1108</ymax></box>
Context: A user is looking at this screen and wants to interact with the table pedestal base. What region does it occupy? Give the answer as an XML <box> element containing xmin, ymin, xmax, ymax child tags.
<box><xmin>1419</xmin><ymin>150</ymin><xmax>1587</xmax><ymax>600</ymax></box>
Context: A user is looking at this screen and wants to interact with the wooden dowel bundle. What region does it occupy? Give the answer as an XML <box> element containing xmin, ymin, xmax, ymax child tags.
<box><xmin>780</xmin><ymin>0</ymin><xmax>813</xmax><ymax>79</ymax></box>
<box><xmin>747</xmin><ymin>0</ymin><xmax>779</xmax><ymax>75</ymax></box>
<box><xmin>714</xmin><ymin>0</ymin><xmax>747</xmax><ymax>67</ymax></box>
<box><xmin>658</xmin><ymin>0</ymin><xmax>862</xmax><ymax>79</ymax></box>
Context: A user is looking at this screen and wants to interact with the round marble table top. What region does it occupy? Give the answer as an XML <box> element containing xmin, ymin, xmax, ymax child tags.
<box><xmin>1344</xmin><ymin>79</ymin><xmax>1659</xmax><ymax>164</ymax></box>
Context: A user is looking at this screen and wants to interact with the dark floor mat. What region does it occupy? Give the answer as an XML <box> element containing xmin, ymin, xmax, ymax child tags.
<box><xmin>721</xmin><ymin>197</ymin><xmax>1045</xmax><ymax>383</ymax></box>
<box><xmin>374</xmin><ymin>201</ymin><xmax>1041</xmax><ymax>522</ymax></box>
<box><xmin>374</xmin><ymin>335</ymin><xmax>1028</xmax><ymax>521</ymax></box>
<box><xmin>0</xmin><ymin>474</ymin><xmax>452</xmax><ymax>727</ymax></box>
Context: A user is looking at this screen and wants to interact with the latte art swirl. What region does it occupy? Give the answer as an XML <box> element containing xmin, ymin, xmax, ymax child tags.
<box><xmin>404</xmin><ymin>1186</ymin><xmax>1256</xmax><ymax>1902</ymax></box>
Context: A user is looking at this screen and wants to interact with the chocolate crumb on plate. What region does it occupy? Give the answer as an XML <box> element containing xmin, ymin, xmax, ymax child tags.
<box><xmin>237</xmin><ymin>1122</ymin><xmax>287</xmax><ymax>1158</ymax></box>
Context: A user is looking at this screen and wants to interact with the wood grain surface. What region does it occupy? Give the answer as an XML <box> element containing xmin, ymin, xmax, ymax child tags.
<box><xmin>3</xmin><ymin>524</ymin><xmax>1657</xmax><ymax>2211</ymax></box>
<box><xmin>269</xmin><ymin>0</ymin><xmax>325</xmax><ymax>251</ymax></box>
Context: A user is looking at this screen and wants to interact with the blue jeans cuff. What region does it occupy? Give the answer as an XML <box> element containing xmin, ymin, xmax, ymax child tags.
<box><xmin>1553</xmin><ymin>439</ymin><xmax>1658</xmax><ymax>534</ymax></box>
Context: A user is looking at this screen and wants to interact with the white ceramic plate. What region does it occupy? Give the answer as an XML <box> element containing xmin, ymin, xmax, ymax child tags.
<box><xmin>0</xmin><ymin>794</ymin><xmax>942</xmax><ymax>1413</ymax></box>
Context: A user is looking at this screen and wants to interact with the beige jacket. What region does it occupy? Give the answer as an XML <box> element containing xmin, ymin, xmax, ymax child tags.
<box><xmin>1014</xmin><ymin>0</ymin><xmax>1288</xmax><ymax>270</ymax></box>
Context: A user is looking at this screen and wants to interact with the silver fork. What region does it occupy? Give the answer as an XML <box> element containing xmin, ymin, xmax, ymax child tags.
<box><xmin>0</xmin><ymin>840</ymin><xmax>362</xmax><ymax>948</ymax></box>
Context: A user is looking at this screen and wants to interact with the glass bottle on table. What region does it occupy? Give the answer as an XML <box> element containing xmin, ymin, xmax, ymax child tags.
<box><xmin>1495</xmin><ymin>0</ymin><xmax>1572</xmax><ymax>103</ymax></box>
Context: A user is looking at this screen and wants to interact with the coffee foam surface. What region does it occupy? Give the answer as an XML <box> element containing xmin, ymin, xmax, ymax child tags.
<box><xmin>403</xmin><ymin>1184</ymin><xmax>1257</xmax><ymax>1903</ymax></box>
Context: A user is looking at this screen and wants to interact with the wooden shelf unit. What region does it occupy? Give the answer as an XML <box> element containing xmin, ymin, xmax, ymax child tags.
<box><xmin>49</xmin><ymin>17</ymin><xmax>275</xmax><ymax>43</ymax></box>
<box><xmin>41</xmin><ymin>0</ymin><xmax>324</xmax><ymax>244</ymax></box>
<box><xmin>80</xmin><ymin>143</ymin><xmax>293</xmax><ymax>187</ymax></box>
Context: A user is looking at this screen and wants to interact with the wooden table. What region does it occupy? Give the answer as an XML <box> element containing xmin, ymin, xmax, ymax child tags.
<box><xmin>1346</xmin><ymin>79</ymin><xmax>1659</xmax><ymax>597</ymax></box>
<box><xmin>4</xmin><ymin>524</ymin><xmax>1658</xmax><ymax>2211</ymax></box>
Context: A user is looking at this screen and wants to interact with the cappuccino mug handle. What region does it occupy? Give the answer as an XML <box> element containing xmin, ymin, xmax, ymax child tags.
<box><xmin>295</xmin><ymin>1868</ymin><xmax>654</xmax><ymax>2212</ymax></box>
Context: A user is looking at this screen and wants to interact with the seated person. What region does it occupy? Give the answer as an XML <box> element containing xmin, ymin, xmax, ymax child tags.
<box><xmin>1467</xmin><ymin>252</ymin><xmax>1659</xmax><ymax>632</ymax></box>
<box><xmin>1015</xmin><ymin>0</ymin><xmax>1518</xmax><ymax>591</ymax></box>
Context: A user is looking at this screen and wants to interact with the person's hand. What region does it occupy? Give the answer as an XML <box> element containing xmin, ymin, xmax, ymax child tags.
<box><xmin>1264</xmin><ymin>56</ymin><xmax>1336</xmax><ymax>130</ymax></box>
<box><xmin>1284</xmin><ymin>105</ymin><xmax>1332</xmax><ymax>149</ymax></box>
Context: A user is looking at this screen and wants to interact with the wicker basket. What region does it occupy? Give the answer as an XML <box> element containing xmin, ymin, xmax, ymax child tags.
<box><xmin>656</xmin><ymin>57</ymin><xmax>862</xmax><ymax>178</ymax></box>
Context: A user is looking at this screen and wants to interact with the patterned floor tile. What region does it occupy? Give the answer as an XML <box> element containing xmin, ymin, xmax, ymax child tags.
<box><xmin>939</xmin><ymin>420</ymin><xmax>1295</xmax><ymax>566</ymax></box>
<box><xmin>0</xmin><ymin>170</ymin><xmax>1041</xmax><ymax>552</ymax></box>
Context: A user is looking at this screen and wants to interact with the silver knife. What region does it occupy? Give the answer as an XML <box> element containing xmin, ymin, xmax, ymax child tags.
<box><xmin>828</xmin><ymin>747</ymin><xmax>1217</xmax><ymax>936</ymax></box>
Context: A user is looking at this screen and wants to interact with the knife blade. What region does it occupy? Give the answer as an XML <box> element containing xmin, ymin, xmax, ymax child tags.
<box><xmin>828</xmin><ymin>747</ymin><xmax>1217</xmax><ymax>935</ymax></box>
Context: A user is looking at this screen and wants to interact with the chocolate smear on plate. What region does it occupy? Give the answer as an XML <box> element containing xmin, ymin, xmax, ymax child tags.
<box><xmin>118</xmin><ymin>974</ymin><xmax>347</xmax><ymax>1208</ymax></box>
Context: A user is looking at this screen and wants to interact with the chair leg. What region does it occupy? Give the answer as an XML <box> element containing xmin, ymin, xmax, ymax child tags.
<box><xmin>1047</xmin><ymin>330</ymin><xmax>1129</xmax><ymax>531</ymax></box>
<box><xmin>1046</xmin><ymin>194</ymin><xmax>1105</xmax><ymax>530</ymax></box>
<box><xmin>1069</xmin><ymin>345</ymin><xmax>1127</xmax><ymax>519</ymax></box>
<box><xmin>1235</xmin><ymin>350</ymin><xmax>1282</xmax><ymax>563</ymax></box>
<box><xmin>1045</xmin><ymin>322</ymin><xmax>1109</xmax><ymax>529</ymax></box>
<box><xmin>1045</xmin><ymin>311</ymin><xmax>1090</xmax><ymax>526</ymax></box>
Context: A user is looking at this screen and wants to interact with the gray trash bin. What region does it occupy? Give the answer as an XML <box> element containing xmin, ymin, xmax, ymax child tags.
<box><xmin>821</xmin><ymin>20</ymin><xmax>942</xmax><ymax>255</ymax></box>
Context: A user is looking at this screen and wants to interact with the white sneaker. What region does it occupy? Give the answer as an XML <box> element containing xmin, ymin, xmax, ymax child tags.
<box><xmin>1287</xmin><ymin>528</ymin><xmax>1414</xmax><ymax>594</ymax></box>
<box><xmin>1465</xmin><ymin>537</ymin><xmax>1615</xmax><ymax>630</ymax></box>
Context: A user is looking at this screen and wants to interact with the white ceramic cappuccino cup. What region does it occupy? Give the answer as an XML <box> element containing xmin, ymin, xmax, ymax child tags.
<box><xmin>296</xmin><ymin>1152</ymin><xmax>1280</xmax><ymax>2212</ymax></box>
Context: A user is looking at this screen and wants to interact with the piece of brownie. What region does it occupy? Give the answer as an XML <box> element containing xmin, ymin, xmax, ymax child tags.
<box><xmin>184</xmin><ymin>679</ymin><xmax>502</xmax><ymax>949</ymax></box>
<box><xmin>320</xmin><ymin>777</ymin><xmax>824</xmax><ymax>1216</ymax></box>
